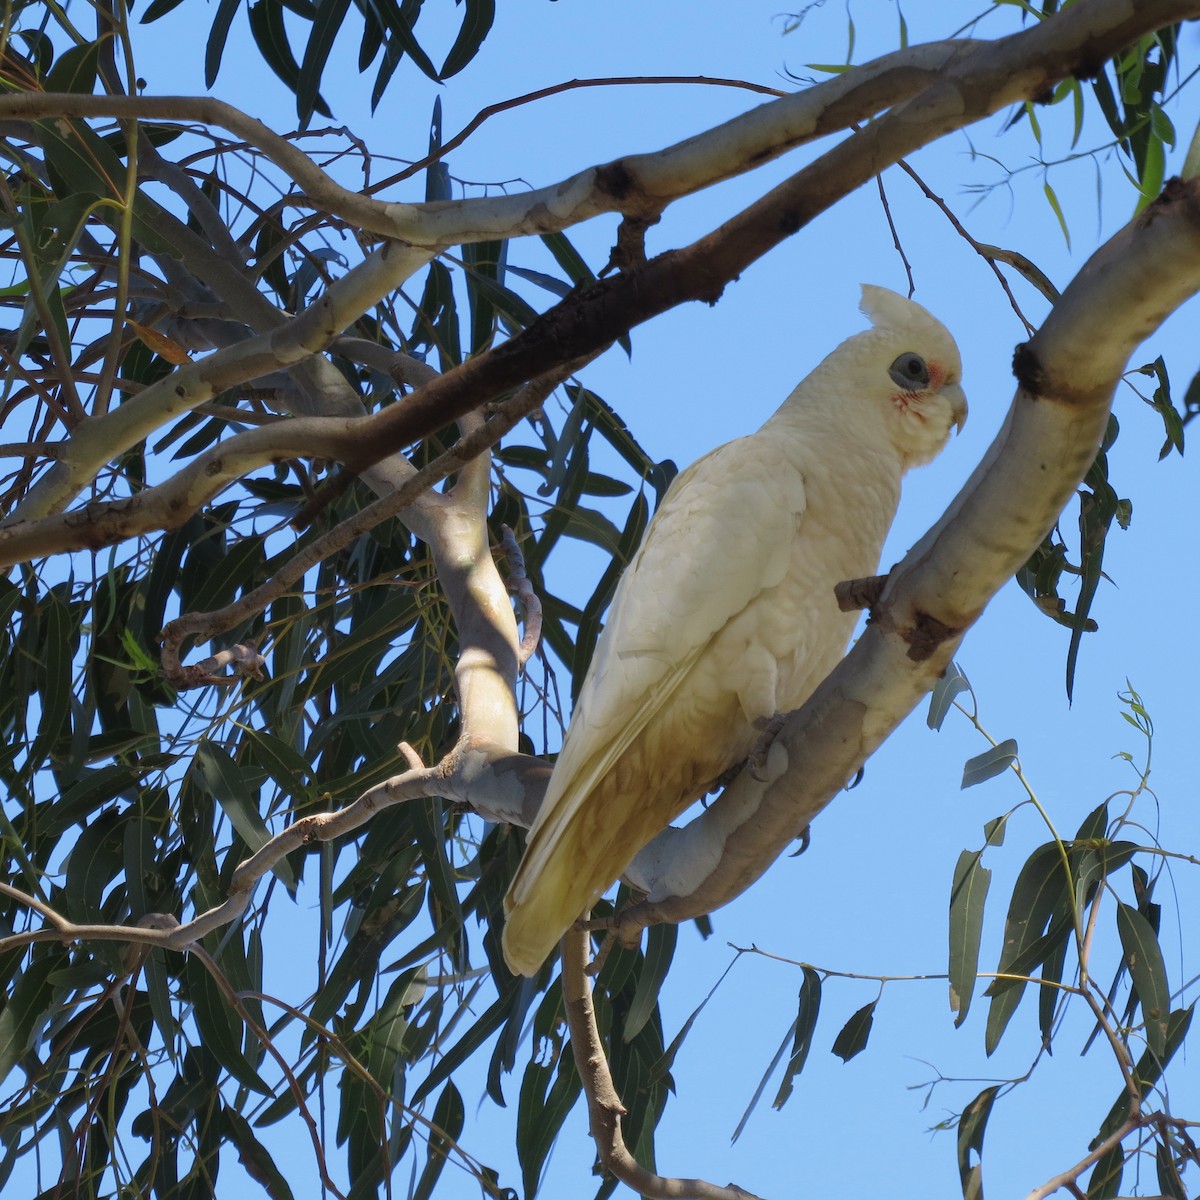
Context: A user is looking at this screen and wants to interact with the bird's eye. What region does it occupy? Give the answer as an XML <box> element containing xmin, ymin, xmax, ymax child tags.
<box><xmin>888</xmin><ymin>352</ymin><xmax>930</xmax><ymax>390</ymax></box>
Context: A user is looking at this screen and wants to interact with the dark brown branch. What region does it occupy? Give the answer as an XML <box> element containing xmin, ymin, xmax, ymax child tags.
<box><xmin>893</xmin><ymin>158</ymin><xmax>1044</xmax><ymax>331</ymax></box>
<box><xmin>339</xmin><ymin>0</ymin><xmax>1200</xmax><ymax>478</ymax></box>
<box><xmin>160</xmin><ymin>364</ymin><xmax>584</xmax><ymax>686</ymax></box>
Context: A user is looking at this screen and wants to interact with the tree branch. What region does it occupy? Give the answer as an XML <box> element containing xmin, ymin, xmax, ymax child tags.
<box><xmin>619</xmin><ymin>176</ymin><xmax>1200</xmax><ymax>937</ymax></box>
<box><xmin>561</xmin><ymin>924</ymin><xmax>762</xmax><ymax>1200</ymax></box>
<box><xmin>0</xmin><ymin>42</ymin><xmax>967</xmax><ymax>240</ymax></box>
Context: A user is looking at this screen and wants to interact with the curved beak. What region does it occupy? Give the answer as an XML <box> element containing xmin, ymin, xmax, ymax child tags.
<box><xmin>945</xmin><ymin>382</ymin><xmax>968</xmax><ymax>435</ymax></box>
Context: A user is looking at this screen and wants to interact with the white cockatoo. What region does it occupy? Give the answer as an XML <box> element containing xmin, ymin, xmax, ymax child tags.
<box><xmin>502</xmin><ymin>285</ymin><xmax>966</xmax><ymax>977</ymax></box>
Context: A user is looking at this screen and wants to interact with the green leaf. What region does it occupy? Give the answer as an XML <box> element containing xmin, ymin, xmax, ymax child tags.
<box><xmin>732</xmin><ymin>1018</ymin><xmax>793</xmax><ymax>1144</ymax></box>
<box><xmin>1092</xmin><ymin>1005</ymin><xmax>1194</xmax><ymax>1149</ymax></box>
<box><xmin>772</xmin><ymin>967</ymin><xmax>821</xmax><ymax>1109</ymax></box>
<box><xmin>1116</xmin><ymin>901</ymin><xmax>1170</xmax><ymax>1058</ymax></box>
<box><xmin>956</xmin><ymin>1086</ymin><xmax>999</xmax><ymax>1200</ymax></box>
<box><xmin>248</xmin><ymin>0</ymin><xmax>334</xmax><ymax>119</ymax></box>
<box><xmin>440</xmin><ymin>0</ymin><xmax>495</xmax><ymax>78</ymax></box>
<box><xmin>984</xmin><ymin>842</ymin><xmax>1071</xmax><ymax>1055</ymax></box>
<box><xmin>412</xmin><ymin>1081</ymin><xmax>465</xmax><ymax>1200</ymax></box>
<box><xmin>949</xmin><ymin>848</ymin><xmax>991</xmax><ymax>1027</ymax></box>
<box><xmin>297</xmin><ymin>0</ymin><xmax>350</xmax><ymax>125</ymax></box>
<box><xmin>205</xmin><ymin>0</ymin><xmax>242</xmax><ymax>87</ymax></box>
<box><xmin>1086</xmin><ymin>1140</ymin><xmax>1124</xmax><ymax>1200</ymax></box>
<box><xmin>140</xmin><ymin>0</ymin><xmax>189</xmax><ymax>22</ymax></box>
<box><xmin>961</xmin><ymin>739</ymin><xmax>1018</xmax><ymax>789</ymax></box>
<box><xmin>184</xmin><ymin>955</ymin><xmax>272</xmax><ymax>1096</ymax></box>
<box><xmin>222</xmin><ymin>1106</ymin><xmax>297</xmax><ymax>1200</ymax></box>
<box><xmin>623</xmin><ymin>923</ymin><xmax>676</xmax><ymax>1042</ymax></box>
<box><xmin>29</xmin><ymin>591</ymin><xmax>72</xmax><ymax>772</ymax></box>
<box><xmin>411</xmin><ymin>981</ymin><xmax>520</xmax><ymax>1105</ymax></box>
<box><xmin>242</xmin><ymin>726</ymin><xmax>314</xmax><ymax>812</ymax></box>
<box><xmin>831</xmin><ymin>1000</ymin><xmax>876</xmax><ymax>1063</ymax></box>
<box><xmin>540</xmin><ymin>231</ymin><xmax>596</xmax><ymax>289</ymax></box>
<box><xmin>195</xmin><ymin>740</ymin><xmax>297</xmax><ymax>890</ymax></box>
<box><xmin>1156</xmin><ymin>1136</ymin><xmax>1187</xmax><ymax>1200</ymax></box>
<box><xmin>1134</xmin><ymin>129</ymin><xmax>1165</xmax><ymax>214</ymax></box>
<box><xmin>367</xmin><ymin>0</ymin><xmax>440</xmax><ymax>109</ymax></box>
<box><xmin>43</xmin><ymin>39</ymin><xmax>102</xmax><ymax>93</ymax></box>
<box><xmin>0</xmin><ymin>953</ymin><xmax>60</xmax><ymax>1080</ymax></box>
<box><xmin>928</xmin><ymin>661</ymin><xmax>970</xmax><ymax>731</ymax></box>
<box><xmin>1043</xmin><ymin>179</ymin><xmax>1071</xmax><ymax>248</ymax></box>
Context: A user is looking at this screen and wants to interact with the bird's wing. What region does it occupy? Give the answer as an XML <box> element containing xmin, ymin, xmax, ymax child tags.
<box><xmin>506</xmin><ymin>433</ymin><xmax>808</xmax><ymax>911</ymax></box>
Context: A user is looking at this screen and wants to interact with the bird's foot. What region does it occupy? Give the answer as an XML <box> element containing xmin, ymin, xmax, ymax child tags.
<box><xmin>748</xmin><ymin>712</ymin><xmax>787</xmax><ymax>782</ymax></box>
<box><xmin>835</xmin><ymin>572</ymin><xmax>888</xmax><ymax>613</ymax></box>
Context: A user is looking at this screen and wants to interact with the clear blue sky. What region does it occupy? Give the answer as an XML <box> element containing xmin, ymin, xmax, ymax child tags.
<box><xmin>112</xmin><ymin>3</ymin><xmax>1200</xmax><ymax>1197</ymax></box>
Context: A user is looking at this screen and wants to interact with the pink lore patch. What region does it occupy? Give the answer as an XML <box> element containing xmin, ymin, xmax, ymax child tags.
<box><xmin>890</xmin><ymin>359</ymin><xmax>947</xmax><ymax>423</ymax></box>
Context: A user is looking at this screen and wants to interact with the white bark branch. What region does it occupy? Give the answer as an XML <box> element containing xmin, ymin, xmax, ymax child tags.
<box><xmin>621</xmin><ymin>176</ymin><xmax>1200</xmax><ymax>935</ymax></box>
<box><xmin>0</xmin><ymin>43</ymin><xmax>968</xmax><ymax>241</ymax></box>
<box><xmin>9</xmin><ymin>241</ymin><xmax>434</xmax><ymax>522</ymax></box>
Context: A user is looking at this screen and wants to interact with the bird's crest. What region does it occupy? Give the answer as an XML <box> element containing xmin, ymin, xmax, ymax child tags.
<box><xmin>859</xmin><ymin>283</ymin><xmax>946</xmax><ymax>340</ymax></box>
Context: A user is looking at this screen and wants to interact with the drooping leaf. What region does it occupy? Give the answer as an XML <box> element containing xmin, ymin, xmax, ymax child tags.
<box><xmin>1091</xmin><ymin>1005</ymin><xmax>1194</xmax><ymax>1148</ymax></box>
<box><xmin>440</xmin><ymin>0</ymin><xmax>495</xmax><ymax>78</ymax></box>
<box><xmin>411</xmin><ymin>1081</ymin><xmax>465</xmax><ymax>1200</ymax></box>
<box><xmin>194</xmin><ymin>740</ymin><xmax>297</xmax><ymax>890</ymax></box>
<box><xmin>831</xmin><ymin>1000</ymin><xmax>876</xmax><ymax>1063</ymax></box>
<box><xmin>956</xmin><ymin>1086</ymin><xmax>1000</xmax><ymax>1200</ymax></box>
<box><xmin>949</xmin><ymin>848</ymin><xmax>991</xmax><ymax>1027</ymax></box>
<box><xmin>205</xmin><ymin>0</ymin><xmax>242</xmax><ymax>87</ymax></box>
<box><xmin>0</xmin><ymin>953</ymin><xmax>62</xmax><ymax>1080</ymax></box>
<box><xmin>183</xmin><ymin>955</ymin><xmax>272</xmax><ymax>1097</ymax></box>
<box><xmin>1087</xmin><ymin>1140</ymin><xmax>1124</xmax><ymax>1200</ymax></box>
<box><xmin>222</xmin><ymin>1105</ymin><xmax>297</xmax><ymax>1200</ymax></box>
<box><xmin>1115</xmin><ymin>901</ymin><xmax>1170</xmax><ymax>1059</ymax></box>
<box><xmin>248</xmin><ymin>0</ymin><xmax>334</xmax><ymax>118</ymax></box>
<box><xmin>984</xmin><ymin>842</ymin><xmax>1072</xmax><ymax>1055</ymax></box>
<box><xmin>928</xmin><ymin>661</ymin><xmax>971</xmax><ymax>731</ymax></box>
<box><xmin>296</xmin><ymin>0</ymin><xmax>351</xmax><ymax>125</ymax></box>
<box><xmin>961</xmin><ymin>739</ymin><xmax>1018</xmax><ymax>790</ymax></box>
<box><xmin>772</xmin><ymin>967</ymin><xmax>822</xmax><ymax>1108</ymax></box>
<box><xmin>623</xmin><ymin>924</ymin><xmax>676</xmax><ymax>1043</ymax></box>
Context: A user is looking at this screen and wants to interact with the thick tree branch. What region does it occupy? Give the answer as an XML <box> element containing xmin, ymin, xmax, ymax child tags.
<box><xmin>0</xmin><ymin>43</ymin><xmax>967</xmax><ymax>240</ymax></box>
<box><xmin>9</xmin><ymin>2</ymin><xmax>1188</xmax><ymax>537</ymax></box>
<box><xmin>9</xmin><ymin>240</ymin><xmax>434</xmax><ymax>522</ymax></box>
<box><xmin>620</xmin><ymin>176</ymin><xmax>1200</xmax><ymax>936</ymax></box>
<box><xmin>156</xmin><ymin>366</ymin><xmax>584</xmax><ymax>679</ymax></box>
<box><xmin>314</xmin><ymin>0</ymin><xmax>1200</xmax><ymax>483</ymax></box>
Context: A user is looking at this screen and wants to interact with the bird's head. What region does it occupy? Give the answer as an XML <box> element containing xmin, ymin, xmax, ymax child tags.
<box><xmin>833</xmin><ymin>284</ymin><xmax>967</xmax><ymax>467</ymax></box>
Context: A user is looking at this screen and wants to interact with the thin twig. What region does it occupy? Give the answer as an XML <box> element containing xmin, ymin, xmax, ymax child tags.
<box><xmin>561</xmin><ymin>924</ymin><xmax>763</xmax><ymax>1200</ymax></box>
<box><xmin>1022</xmin><ymin>1116</ymin><xmax>1140</xmax><ymax>1200</ymax></box>
<box><xmin>365</xmin><ymin>75</ymin><xmax>787</xmax><ymax>194</ymax></box>
<box><xmin>875</xmin><ymin>171</ymin><xmax>915</xmax><ymax>296</ymax></box>
<box><xmin>892</xmin><ymin>158</ymin><xmax>1045</xmax><ymax>332</ymax></box>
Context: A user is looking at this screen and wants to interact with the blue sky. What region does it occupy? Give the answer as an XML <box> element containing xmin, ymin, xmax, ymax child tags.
<box><xmin>79</xmin><ymin>2</ymin><xmax>1200</xmax><ymax>1197</ymax></box>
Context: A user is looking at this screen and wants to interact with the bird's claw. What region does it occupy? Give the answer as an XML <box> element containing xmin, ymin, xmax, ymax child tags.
<box><xmin>749</xmin><ymin>712</ymin><xmax>787</xmax><ymax>782</ymax></box>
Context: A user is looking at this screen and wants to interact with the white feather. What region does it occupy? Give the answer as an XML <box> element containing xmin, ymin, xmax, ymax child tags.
<box><xmin>502</xmin><ymin>286</ymin><xmax>966</xmax><ymax>975</ymax></box>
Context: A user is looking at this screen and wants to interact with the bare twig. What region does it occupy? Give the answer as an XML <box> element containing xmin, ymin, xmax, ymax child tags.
<box><xmin>366</xmin><ymin>75</ymin><xmax>787</xmax><ymax>193</ymax></box>
<box><xmin>875</xmin><ymin>170</ymin><xmax>915</xmax><ymax>296</ymax></box>
<box><xmin>560</xmin><ymin>924</ymin><xmax>763</xmax><ymax>1200</ymax></box>
<box><xmin>893</xmin><ymin>158</ymin><xmax>1045</xmax><ymax>331</ymax></box>
<box><xmin>1022</xmin><ymin>1117</ymin><xmax>1141</xmax><ymax>1200</ymax></box>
